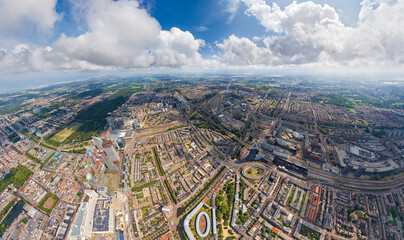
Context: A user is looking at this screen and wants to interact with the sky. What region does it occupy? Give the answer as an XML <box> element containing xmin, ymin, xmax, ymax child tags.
<box><xmin>0</xmin><ymin>0</ymin><xmax>403</xmax><ymax>75</ymax></box>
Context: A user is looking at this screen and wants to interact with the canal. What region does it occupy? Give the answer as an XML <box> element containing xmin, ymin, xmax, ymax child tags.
<box><xmin>0</xmin><ymin>200</ymin><xmax>25</xmax><ymax>236</ymax></box>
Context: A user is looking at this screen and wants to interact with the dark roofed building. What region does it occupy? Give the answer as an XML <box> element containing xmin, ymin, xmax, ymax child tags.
<box><xmin>247</xmin><ymin>143</ymin><xmax>259</xmax><ymax>161</ymax></box>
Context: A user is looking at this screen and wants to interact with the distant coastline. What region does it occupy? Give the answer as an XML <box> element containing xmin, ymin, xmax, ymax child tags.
<box><xmin>0</xmin><ymin>73</ymin><xmax>100</xmax><ymax>95</ymax></box>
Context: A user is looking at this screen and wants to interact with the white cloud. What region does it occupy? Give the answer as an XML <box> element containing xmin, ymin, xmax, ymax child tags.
<box><xmin>2</xmin><ymin>0</ymin><xmax>403</xmax><ymax>73</ymax></box>
<box><xmin>55</xmin><ymin>0</ymin><xmax>205</xmax><ymax>69</ymax></box>
<box><xmin>0</xmin><ymin>0</ymin><xmax>59</xmax><ymax>35</ymax></box>
<box><xmin>217</xmin><ymin>35</ymin><xmax>273</xmax><ymax>65</ymax></box>
<box><xmin>217</xmin><ymin>0</ymin><xmax>404</xmax><ymax>67</ymax></box>
<box><xmin>155</xmin><ymin>27</ymin><xmax>205</xmax><ymax>67</ymax></box>
<box><xmin>0</xmin><ymin>0</ymin><xmax>205</xmax><ymax>72</ymax></box>
<box><xmin>222</xmin><ymin>0</ymin><xmax>241</xmax><ymax>24</ymax></box>
<box><xmin>0</xmin><ymin>44</ymin><xmax>111</xmax><ymax>72</ymax></box>
<box><xmin>195</xmin><ymin>26</ymin><xmax>209</xmax><ymax>32</ymax></box>
<box><xmin>54</xmin><ymin>0</ymin><xmax>161</xmax><ymax>68</ymax></box>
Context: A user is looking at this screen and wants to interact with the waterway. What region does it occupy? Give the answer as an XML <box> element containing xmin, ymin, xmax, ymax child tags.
<box><xmin>0</xmin><ymin>200</ymin><xmax>25</xmax><ymax>236</ymax></box>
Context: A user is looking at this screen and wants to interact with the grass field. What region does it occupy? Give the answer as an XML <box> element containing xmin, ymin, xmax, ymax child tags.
<box><xmin>247</xmin><ymin>167</ymin><xmax>263</xmax><ymax>176</ymax></box>
<box><xmin>51</xmin><ymin>122</ymin><xmax>82</xmax><ymax>143</ymax></box>
<box><xmin>37</xmin><ymin>193</ymin><xmax>59</xmax><ymax>214</ymax></box>
<box><xmin>348</xmin><ymin>108</ymin><xmax>359</xmax><ymax>114</ymax></box>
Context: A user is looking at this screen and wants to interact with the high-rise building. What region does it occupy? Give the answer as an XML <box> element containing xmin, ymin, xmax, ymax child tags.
<box><xmin>247</xmin><ymin>143</ymin><xmax>260</xmax><ymax>161</ymax></box>
<box><xmin>103</xmin><ymin>145</ymin><xmax>120</xmax><ymax>163</ymax></box>
<box><xmin>91</xmin><ymin>137</ymin><xmax>120</xmax><ymax>173</ymax></box>
<box><xmin>102</xmin><ymin>155</ymin><xmax>119</xmax><ymax>173</ymax></box>
<box><xmin>92</xmin><ymin>137</ymin><xmax>104</xmax><ymax>150</ymax></box>
<box><xmin>96</xmin><ymin>186</ymin><xmax>114</xmax><ymax>199</ymax></box>
<box><xmin>107</xmin><ymin>113</ymin><xmax>115</xmax><ymax>129</ymax></box>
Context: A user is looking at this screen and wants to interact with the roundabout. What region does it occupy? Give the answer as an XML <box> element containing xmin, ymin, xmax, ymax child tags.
<box><xmin>242</xmin><ymin>163</ymin><xmax>267</xmax><ymax>180</ymax></box>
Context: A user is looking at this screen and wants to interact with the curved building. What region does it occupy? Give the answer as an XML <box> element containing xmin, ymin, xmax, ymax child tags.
<box><xmin>184</xmin><ymin>202</ymin><xmax>203</xmax><ymax>240</ymax></box>
<box><xmin>195</xmin><ymin>211</ymin><xmax>210</xmax><ymax>238</ymax></box>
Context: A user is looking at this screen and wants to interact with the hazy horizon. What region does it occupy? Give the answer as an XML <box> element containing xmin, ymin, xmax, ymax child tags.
<box><xmin>1</xmin><ymin>70</ymin><xmax>404</xmax><ymax>95</ymax></box>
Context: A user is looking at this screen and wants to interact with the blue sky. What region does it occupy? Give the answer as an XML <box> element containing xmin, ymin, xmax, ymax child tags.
<box><xmin>50</xmin><ymin>0</ymin><xmax>270</xmax><ymax>57</ymax></box>
<box><xmin>0</xmin><ymin>0</ymin><xmax>403</xmax><ymax>74</ymax></box>
<box><xmin>51</xmin><ymin>0</ymin><xmax>362</xmax><ymax>57</ymax></box>
<box><xmin>147</xmin><ymin>0</ymin><xmax>363</xmax><ymax>57</ymax></box>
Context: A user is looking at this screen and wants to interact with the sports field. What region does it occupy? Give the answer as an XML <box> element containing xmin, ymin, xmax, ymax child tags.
<box><xmin>51</xmin><ymin>122</ymin><xmax>83</xmax><ymax>143</ymax></box>
<box><xmin>43</xmin><ymin>197</ymin><xmax>55</xmax><ymax>209</ymax></box>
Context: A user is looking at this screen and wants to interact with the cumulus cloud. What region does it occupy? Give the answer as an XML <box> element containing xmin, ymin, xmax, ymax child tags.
<box><xmin>2</xmin><ymin>0</ymin><xmax>403</xmax><ymax>72</ymax></box>
<box><xmin>217</xmin><ymin>0</ymin><xmax>404</xmax><ymax>67</ymax></box>
<box><xmin>217</xmin><ymin>35</ymin><xmax>272</xmax><ymax>65</ymax></box>
<box><xmin>54</xmin><ymin>0</ymin><xmax>161</xmax><ymax>68</ymax></box>
<box><xmin>0</xmin><ymin>0</ymin><xmax>204</xmax><ymax>72</ymax></box>
<box><xmin>0</xmin><ymin>44</ymin><xmax>110</xmax><ymax>72</ymax></box>
<box><xmin>0</xmin><ymin>0</ymin><xmax>59</xmax><ymax>35</ymax></box>
<box><xmin>154</xmin><ymin>27</ymin><xmax>205</xmax><ymax>67</ymax></box>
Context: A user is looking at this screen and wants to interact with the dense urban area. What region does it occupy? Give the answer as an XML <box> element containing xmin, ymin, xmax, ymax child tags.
<box><xmin>0</xmin><ymin>75</ymin><xmax>403</xmax><ymax>240</ymax></box>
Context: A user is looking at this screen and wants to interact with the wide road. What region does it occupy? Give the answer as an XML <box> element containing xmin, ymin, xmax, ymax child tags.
<box><xmin>308</xmin><ymin>167</ymin><xmax>404</xmax><ymax>191</ymax></box>
<box><xmin>193</xmin><ymin>99</ymin><xmax>250</xmax><ymax>148</ymax></box>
